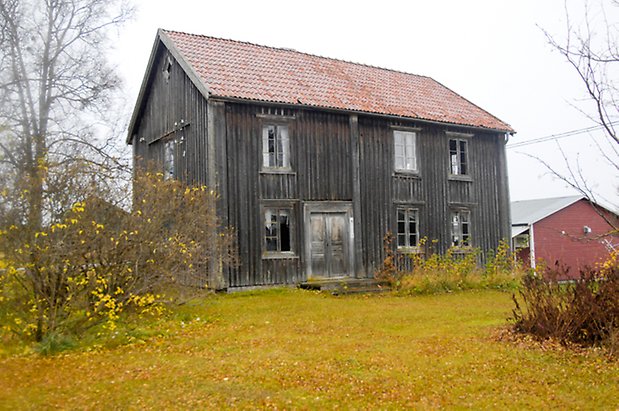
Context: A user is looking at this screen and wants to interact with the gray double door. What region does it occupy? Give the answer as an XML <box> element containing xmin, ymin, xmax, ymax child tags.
<box><xmin>305</xmin><ymin>203</ymin><xmax>353</xmax><ymax>278</ymax></box>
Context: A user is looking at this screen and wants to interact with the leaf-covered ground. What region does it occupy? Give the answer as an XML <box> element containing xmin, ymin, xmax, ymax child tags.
<box><xmin>1</xmin><ymin>289</ymin><xmax>617</xmax><ymax>409</ymax></box>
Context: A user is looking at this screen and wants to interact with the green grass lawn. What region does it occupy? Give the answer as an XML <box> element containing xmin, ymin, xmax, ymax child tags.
<box><xmin>1</xmin><ymin>289</ymin><xmax>617</xmax><ymax>409</ymax></box>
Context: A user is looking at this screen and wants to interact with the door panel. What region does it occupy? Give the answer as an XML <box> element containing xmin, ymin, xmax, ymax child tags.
<box><xmin>309</xmin><ymin>212</ymin><xmax>349</xmax><ymax>278</ymax></box>
<box><xmin>310</xmin><ymin>215</ymin><xmax>326</xmax><ymax>276</ymax></box>
<box><xmin>327</xmin><ymin>214</ymin><xmax>347</xmax><ymax>276</ymax></box>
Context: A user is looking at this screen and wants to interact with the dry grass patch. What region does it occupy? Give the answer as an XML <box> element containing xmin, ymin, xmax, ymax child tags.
<box><xmin>0</xmin><ymin>289</ymin><xmax>617</xmax><ymax>409</ymax></box>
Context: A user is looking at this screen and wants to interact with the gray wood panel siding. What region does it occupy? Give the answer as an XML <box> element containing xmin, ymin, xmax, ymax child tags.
<box><xmin>132</xmin><ymin>46</ymin><xmax>209</xmax><ymax>187</ymax></box>
<box><xmin>295</xmin><ymin>111</ymin><xmax>352</xmax><ymax>201</ymax></box>
<box><xmin>222</xmin><ymin>103</ymin><xmax>355</xmax><ymax>287</ymax></box>
<box><xmin>259</xmin><ymin>174</ymin><xmax>297</xmax><ymax>199</ymax></box>
<box><xmin>358</xmin><ymin>118</ymin><xmax>510</xmax><ymax>274</ymax></box>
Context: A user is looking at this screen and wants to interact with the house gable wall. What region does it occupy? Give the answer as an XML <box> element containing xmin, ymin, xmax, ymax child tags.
<box><xmin>132</xmin><ymin>43</ymin><xmax>210</xmax><ymax>187</ymax></box>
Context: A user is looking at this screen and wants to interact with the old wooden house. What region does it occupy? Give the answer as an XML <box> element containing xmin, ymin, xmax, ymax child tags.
<box><xmin>127</xmin><ymin>29</ymin><xmax>514</xmax><ymax>289</ymax></box>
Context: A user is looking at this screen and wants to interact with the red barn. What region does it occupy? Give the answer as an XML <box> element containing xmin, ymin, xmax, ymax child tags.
<box><xmin>511</xmin><ymin>196</ymin><xmax>619</xmax><ymax>278</ymax></box>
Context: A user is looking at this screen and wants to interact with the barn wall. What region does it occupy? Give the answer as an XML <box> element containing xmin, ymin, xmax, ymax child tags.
<box><xmin>534</xmin><ymin>199</ymin><xmax>617</xmax><ymax>277</ymax></box>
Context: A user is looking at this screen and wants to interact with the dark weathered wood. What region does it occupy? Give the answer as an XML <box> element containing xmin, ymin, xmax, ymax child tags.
<box><xmin>349</xmin><ymin>115</ymin><xmax>365</xmax><ymax>278</ymax></box>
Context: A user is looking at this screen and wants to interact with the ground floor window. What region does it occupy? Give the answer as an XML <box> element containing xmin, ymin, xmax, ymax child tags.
<box><xmin>264</xmin><ymin>208</ymin><xmax>293</xmax><ymax>253</ymax></box>
<box><xmin>397</xmin><ymin>207</ymin><xmax>419</xmax><ymax>248</ymax></box>
<box><xmin>451</xmin><ymin>209</ymin><xmax>471</xmax><ymax>247</ymax></box>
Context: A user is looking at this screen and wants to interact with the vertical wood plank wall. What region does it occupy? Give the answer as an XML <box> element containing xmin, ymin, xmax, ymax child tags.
<box><xmin>132</xmin><ymin>46</ymin><xmax>209</xmax><ymax>187</ymax></box>
<box><xmin>224</xmin><ymin>104</ymin><xmax>353</xmax><ymax>287</ymax></box>
<box><xmin>131</xmin><ymin>45</ymin><xmax>511</xmax><ymax>288</ymax></box>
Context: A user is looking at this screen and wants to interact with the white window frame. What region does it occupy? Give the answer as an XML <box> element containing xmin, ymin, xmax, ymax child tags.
<box><xmin>262</xmin><ymin>124</ymin><xmax>290</xmax><ymax>170</ymax></box>
<box><xmin>394</xmin><ymin>130</ymin><xmax>418</xmax><ymax>173</ymax></box>
<box><xmin>451</xmin><ymin>209</ymin><xmax>471</xmax><ymax>247</ymax></box>
<box><xmin>449</xmin><ymin>137</ymin><xmax>469</xmax><ymax>176</ymax></box>
<box><xmin>396</xmin><ymin>207</ymin><xmax>420</xmax><ymax>249</ymax></box>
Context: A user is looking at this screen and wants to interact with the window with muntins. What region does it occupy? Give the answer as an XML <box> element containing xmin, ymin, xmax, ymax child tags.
<box><xmin>163</xmin><ymin>139</ymin><xmax>175</xmax><ymax>180</ymax></box>
<box><xmin>394</xmin><ymin>130</ymin><xmax>417</xmax><ymax>172</ymax></box>
<box><xmin>262</xmin><ymin>124</ymin><xmax>290</xmax><ymax>169</ymax></box>
<box><xmin>397</xmin><ymin>207</ymin><xmax>419</xmax><ymax>248</ymax></box>
<box><xmin>264</xmin><ymin>208</ymin><xmax>292</xmax><ymax>252</ymax></box>
<box><xmin>451</xmin><ymin>209</ymin><xmax>471</xmax><ymax>246</ymax></box>
<box><xmin>449</xmin><ymin>138</ymin><xmax>468</xmax><ymax>175</ymax></box>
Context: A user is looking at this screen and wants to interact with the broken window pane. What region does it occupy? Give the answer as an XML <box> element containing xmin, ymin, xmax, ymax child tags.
<box><xmin>279</xmin><ymin>211</ymin><xmax>291</xmax><ymax>251</ymax></box>
<box><xmin>264</xmin><ymin>208</ymin><xmax>293</xmax><ymax>253</ymax></box>
<box><xmin>263</xmin><ymin>124</ymin><xmax>290</xmax><ymax>168</ymax></box>
<box><xmin>451</xmin><ymin>210</ymin><xmax>471</xmax><ymax>247</ymax></box>
<box><xmin>449</xmin><ymin>138</ymin><xmax>469</xmax><ymax>175</ymax></box>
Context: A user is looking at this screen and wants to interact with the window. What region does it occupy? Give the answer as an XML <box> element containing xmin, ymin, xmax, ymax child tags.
<box><xmin>262</xmin><ymin>124</ymin><xmax>290</xmax><ymax>169</ymax></box>
<box><xmin>162</xmin><ymin>56</ymin><xmax>173</xmax><ymax>82</ymax></box>
<box><xmin>163</xmin><ymin>139</ymin><xmax>175</xmax><ymax>180</ymax></box>
<box><xmin>264</xmin><ymin>208</ymin><xmax>292</xmax><ymax>252</ymax></box>
<box><xmin>451</xmin><ymin>209</ymin><xmax>471</xmax><ymax>247</ymax></box>
<box><xmin>397</xmin><ymin>207</ymin><xmax>419</xmax><ymax>248</ymax></box>
<box><xmin>449</xmin><ymin>138</ymin><xmax>468</xmax><ymax>175</ymax></box>
<box><xmin>394</xmin><ymin>130</ymin><xmax>417</xmax><ymax>172</ymax></box>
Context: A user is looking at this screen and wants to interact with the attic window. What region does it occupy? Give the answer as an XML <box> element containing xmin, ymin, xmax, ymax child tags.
<box><xmin>162</xmin><ymin>57</ymin><xmax>173</xmax><ymax>82</ymax></box>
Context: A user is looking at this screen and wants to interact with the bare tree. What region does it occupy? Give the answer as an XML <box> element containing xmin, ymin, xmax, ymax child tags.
<box><xmin>537</xmin><ymin>0</ymin><xmax>619</xmax><ymax>230</ymax></box>
<box><xmin>0</xmin><ymin>0</ymin><xmax>133</xmax><ymax>231</ymax></box>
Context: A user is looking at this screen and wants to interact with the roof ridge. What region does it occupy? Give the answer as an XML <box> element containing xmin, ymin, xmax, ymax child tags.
<box><xmin>161</xmin><ymin>28</ymin><xmax>435</xmax><ymax>81</ymax></box>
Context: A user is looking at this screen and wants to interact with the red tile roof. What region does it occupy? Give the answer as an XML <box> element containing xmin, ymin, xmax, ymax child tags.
<box><xmin>163</xmin><ymin>30</ymin><xmax>513</xmax><ymax>132</ymax></box>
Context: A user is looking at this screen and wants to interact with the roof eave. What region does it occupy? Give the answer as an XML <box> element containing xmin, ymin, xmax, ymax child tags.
<box><xmin>511</xmin><ymin>196</ymin><xmax>585</xmax><ymax>226</ymax></box>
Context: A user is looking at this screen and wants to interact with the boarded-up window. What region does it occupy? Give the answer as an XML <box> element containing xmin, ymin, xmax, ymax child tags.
<box><xmin>451</xmin><ymin>209</ymin><xmax>471</xmax><ymax>246</ymax></box>
<box><xmin>264</xmin><ymin>208</ymin><xmax>292</xmax><ymax>252</ymax></box>
<box><xmin>449</xmin><ymin>138</ymin><xmax>468</xmax><ymax>175</ymax></box>
<box><xmin>394</xmin><ymin>130</ymin><xmax>417</xmax><ymax>172</ymax></box>
<box><xmin>164</xmin><ymin>140</ymin><xmax>175</xmax><ymax>180</ymax></box>
<box><xmin>397</xmin><ymin>207</ymin><xmax>419</xmax><ymax>248</ymax></box>
<box><xmin>262</xmin><ymin>124</ymin><xmax>290</xmax><ymax>169</ymax></box>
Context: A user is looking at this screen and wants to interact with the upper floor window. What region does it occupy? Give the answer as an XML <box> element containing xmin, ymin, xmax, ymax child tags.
<box><xmin>397</xmin><ymin>207</ymin><xmax>419</xmax><ymax>248</ymax></box>
<box><xmin>449</xmin><ymin>138</ymin><xmax>468</xmax><ymax>175</ymax></box>
<box><xmin>394</xmin><ymin>130</ymin><xmax>418</xmax><ymax>172</ymax></box>
<box><xmin>264</xmin><ymin>208</ymin><xmax>293</xmax><ymax>253</ymax></box>
<box><xmin>451</xmin><ymin>209</ymin><xmax>471</xmax><ymax>247</ymax></box>
<box><xmin>262</xmin><ymin>124</ymin><xmax>290</xmax><ymax>169</ymax></box>
<box><xmin>163</xmin><ymin>139</ymin><xmax>175</xmax><ymax>180</ymax></box>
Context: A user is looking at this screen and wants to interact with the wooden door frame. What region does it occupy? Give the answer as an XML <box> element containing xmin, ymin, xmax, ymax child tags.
<box><xmin>303</xmin><ymin>201</ymin><xmax>354</xmax><ymax>279</ymax></box>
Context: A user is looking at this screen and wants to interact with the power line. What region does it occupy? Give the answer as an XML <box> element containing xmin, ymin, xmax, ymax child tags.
<box><xmin>506</xmin><ymin>122</ymin><xmax>619</xmax><ymax>149</ymax></box>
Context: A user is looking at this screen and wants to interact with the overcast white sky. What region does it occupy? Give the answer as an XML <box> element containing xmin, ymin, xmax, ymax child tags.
<box><xmin>110</xmin><ymin>0</ymin><xmax>619</xmax><ymax>208</ymax></box>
